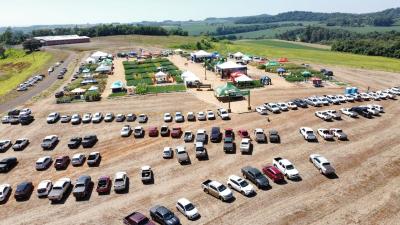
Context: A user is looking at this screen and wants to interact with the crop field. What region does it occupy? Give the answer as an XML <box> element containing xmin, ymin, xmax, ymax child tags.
<box><xmin>0</xmin><ymin>49</ymin><xmax>52</xmax><ymax>97</ymax></box>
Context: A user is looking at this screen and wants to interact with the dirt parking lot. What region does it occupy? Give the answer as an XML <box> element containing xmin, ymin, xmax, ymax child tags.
<box><xmin>1</xmin><ymin>76</ymin><xmax>399</xmax><ymax>225</ymax></box>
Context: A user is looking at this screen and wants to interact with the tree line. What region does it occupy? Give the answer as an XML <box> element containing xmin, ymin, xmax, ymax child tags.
<box><xmin>214</xmin><ymin>23</ymin><xmax>300</xmax><ymax>35</ymax></box>
<box><xmin>276</xmin><ymin>26</ymin><xmax>400</xmax><ymax>58</ymax></box>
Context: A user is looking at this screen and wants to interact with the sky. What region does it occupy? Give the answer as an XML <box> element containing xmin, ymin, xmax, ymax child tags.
<box><xmin>1</xmin><ymin>0</ymin><xmax>399</xmax><ymax>27</ymax></box>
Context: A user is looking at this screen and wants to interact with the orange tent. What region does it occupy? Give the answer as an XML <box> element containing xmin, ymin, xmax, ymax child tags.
<box><xmin>278</xmin><ymin>58</ymin><xmax>289</xmax><ymax>63</ymax></box>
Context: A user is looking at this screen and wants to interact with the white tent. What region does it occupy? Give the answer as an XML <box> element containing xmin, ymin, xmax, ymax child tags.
<box><xmin>155</xmin><ymin>71</ymin><xmax>168</xmax><ymax>83</ymax></box>
<box><xmin>155</xmin><ymin>71</ymin><xmax>167</xmax><ymax>78</ymax></box>
<box><xmin>181</xmin><ymin>71</ymin><xmax>200</xmax><ymax>86</ymax></box>
<box><xmin>191</xmin><ymin>50</ymin><xmax>212</xmax><ymax>58</ymax></box>
<box><xmin>91</xmin><ymin>51</ymin><xmax>108</xmax><ymax>61</ymax></box>
<box><xmin>233</xmin><ymin>52</ymin><xmax>244</xmax><ymax>59</ymax></box>
<box><xmin>95</xmin><ymin>64</ymin><xmax>111</xmax><ymax>73</ymax></box>
<box><xmin>234</xmin><ymin>74</ymin><xmax>253</xmax><ymax>82</ymax></box>
<box><xmin>85</xmin><ymin>57</ymin><xmax>96</xmax><ymax>64</ymax></box>
<box><xmin>174</xmin><ymin>49</ymin><xmax>183</xmax><ymax>54</ymax></box>
<box><xmin>71</xmin><ymin>87</ymin><xmax>86</xmax><ymax>94</ymax></box>
<box><xmin>216</xmin><ymin>61</ymin><xmax>247</xmax><ymax>70</ymax></box>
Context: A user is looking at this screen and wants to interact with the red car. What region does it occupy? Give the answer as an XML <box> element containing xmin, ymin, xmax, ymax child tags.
<box><xmin>54</xmin><ymin>156</ymin><xmax>70</xmax><ymax>170</ymax></box>
<box><xmin>171</xmin><ymin>127</ymin><xmax>182</xmax><ymax>138</ymax></box>
<box><xmin>224</xmin><ymin>128</ymin><xmax>234</xmax><ymax>139</ymax></box>
<box><xmin>96</xmin><ymin>176</ymin><xmax>112</xmax><ymax>194</ymax></box>
<box><xmin>238</xmin><ymin>129</ymin><xmax>249</xmax><ymax>138</ymax></box>
<box><xmin>262</xmin><ymin>165</ymin><xmax>284</xmax><ymax>183</ymax></box>
<box><xmin>148</xmin><ymin>127</ymin><xmax>159</xmax><ymax>137</ymax></box>
<box><xmin>124</xmin><ymin>211</ymin><xmax>155</xmax><ymax>225</ymax></box>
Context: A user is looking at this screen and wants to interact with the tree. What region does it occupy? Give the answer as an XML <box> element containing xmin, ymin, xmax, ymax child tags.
<box><xmin>0</xmin><ymin>27</ymin><xmax>13</xmax><ymax>45</ymax></box>
<box><xmin>22</xmin><ymin>39</ymin><xmax>42</xmax><ymax>52</ymax></box>
<box><xmin>0</xmin><ymin>45</ymin><xmax>5</xmax><ymax>59</ymax></box>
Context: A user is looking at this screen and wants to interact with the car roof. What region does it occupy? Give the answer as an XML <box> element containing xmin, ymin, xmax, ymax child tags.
<box><xmin>38</xmin><ymin>180</ymin><xmax>51</xmax><ymax>188</ymax></box>
<box><xmin>141</xmin><ymin>166</ymin><xmax>151</xmax><ymax>171</ymax></box>
<box><xmin>177</xmin><ymin>198</ymin><xmax>191</xmax><ymax>206</ymax></box>
<box><xmin>229</xmin><ymin>175</ymin><xmax>243</xmax><ymax>182</ymax></box>
<box><xmin>280</xmin><ymin>159</ymin><xmax>292</xmax><ymax>165</ymax></box>
<box><xmin>241</xmin><ymin>138</ymin><xmax>250</xmax><ymax>142</ymax></box>
<box><xmin>54</xmin><ymin>178</ymin><xmax>70</xmax><ymax>186</ymax></box>
<box><xmin>209</xmin><ymin>180</ymin><xmax>222</xmax><ymax>187</ymax></box>
<box><xmin>37</xmin><ymin>156</ymin><xmax>50</xmax><ymax>162</ymax></box>
<box><xmin>115</xmin><ymin>172</ymin><xmax>126</xmax><ymax>178</ymax></box>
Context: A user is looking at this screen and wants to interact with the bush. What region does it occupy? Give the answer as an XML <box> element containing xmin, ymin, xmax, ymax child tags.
<box><xmin>56</xmin><ymin>96</ymin><xmax>73</xmax><ymax>104</ymax></box>
<box><xmin>135</xmin><ymin>83</ymin><xmax>148</xmax><ymax>95</ymax></box>
<box><xmin>84</xmin><ymin>91</ymin><xmax>101</xmax><ymax>102</ymax></box>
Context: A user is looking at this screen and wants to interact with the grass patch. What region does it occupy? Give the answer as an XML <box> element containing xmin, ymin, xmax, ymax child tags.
<box><xmin>0</xmin><ymin>49</ymin><xmax>52</xmax><ymax>97</ymax></box>
<box><xmin>109</xmin><ymin>92</ymin><xmax>127</xmax><ymax>98</ymax></box>
<box><xmin>146</xmin><ymin>85</ymin><xmax>186</xmax><ymax>93</ymax></box>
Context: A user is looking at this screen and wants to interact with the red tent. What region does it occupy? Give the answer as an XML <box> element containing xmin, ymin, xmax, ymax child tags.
<box><xmin>278</xmin><ymin>58</ymin><xmax>289</xmax><ymax>63</ymax></box>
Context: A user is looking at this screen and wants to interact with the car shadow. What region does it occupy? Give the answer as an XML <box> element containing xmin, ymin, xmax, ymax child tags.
<box><xmin>275</xmin><ymin>180</ymin><xmax>288</xmax><ymax>185</ymax></box>
<box><xmin>290</xmin><ymin>177</ymin><xmax>303</xmax><ymax>182</ymax></box>
<box><xmin>77</xmin><ymin>182</ymin><xmax>94</xmax><ymax>202</ymax></box>
<box><xmin>325</xmin><ymin>173</ymin><xmax>339</xmax><ymax>179</ymax></box>
<box><xmin>247</xmin><ymin>191</ymin><xmax>257</xmax><ymax>198</ymax></box>
<box><xmin>224</xmin><ymin>196</ymin><xmax>236</xmax><ymax>203</ymax></box>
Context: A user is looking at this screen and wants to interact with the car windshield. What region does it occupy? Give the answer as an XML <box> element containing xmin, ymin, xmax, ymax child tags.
<box><xmin>184</xmin><ymin>203</ymin><xmax>195</xmax><ymax>211</ymax></box>
<box><xmin>306</xmin><ymin>131</ymin><xmax>314</xmax><ymax>134</ymax></box>
<box><xmin>239</xmin><ymin>180</ymin><xmax>249</xmax><ymax>187</ymax></box>
<box><xmin>286</xmin><ymin>165</ymin><xmax>294</xmax><ymax>170</ymax></box>
<box><xmin>0</xmin><ymin>191</ymin><xmax>3</xmax><ymax>195</ymax></box>
<box><xmin>163</xmin><ymin>212</ymin><xmax>174</xmax><ymax>220</ymax></box>
<box><xmin>75</xmin><ymin>183</ymin><xmax>85</xmax><ymax>188</ymax></box>
<box><xmin>138</xmin><ymin>219</ymin><xmax>150</xmax><ymax>225</ymax></box>
<box><xmin>99</xmin><ymin>179</ymin><xmax>108</xmax><ymax>186</ymax></box>
<box><xmin>88</xmin><ymin>155</ymin><xmax>96</xmax><ymax>160</ymax></box>
<box><xmin>217</xmin><ymin>185</ymin><xmax>226</xmax><ymax>192</ymax></box>
<box><xmin>322</xmin><ymin>162</ymin><xmax>331</xmax><ymax>166</ymax></box>
<box><xmin>52</xmin><ymin>186</ymin><xmax>62</xmax><ymax>190</ymax></box>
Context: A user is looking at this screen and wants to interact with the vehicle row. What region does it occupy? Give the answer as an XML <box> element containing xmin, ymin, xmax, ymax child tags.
<box><xmin>315</xmin><ymin>104</ymin><xmax>384</xmax><ymax>121</ymax></box>
<box><xmin>300</xmin><ymin>127</ymin><xmax>348</xmax><ymax>142</ymax></box>
<box><xmin>1</xmin><ymin>108</ymin><xmax>34</xmax><ymax>125</ymax></box>
<box><xmin>163</xmin><ymin>108</ymin><xmax>230</xmax><ymax>122</ymax></box>
<box><xmin>16</xmin><ymin>74</ymin><xmax>45</xmax><ymax>92</ymax></box>
<box><xmin>46</xmin><ymin>112</ymin><xmax>148</xmax><ymax>124</ymax></box>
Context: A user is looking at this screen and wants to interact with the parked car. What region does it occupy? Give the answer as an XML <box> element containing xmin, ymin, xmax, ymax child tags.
<box><xmin>126</xmin><ymin>113</ymin><xmax>137</xmax><ymax>122</ymax></box>
<box><xmin>14</xmin><ymin>181</ymin><xmax>33</xmax><ymax>200</ymax></box>
<box><xmin>227</xmin><ymin>175</ymin><xmax>254</xmax><ymax>196</ymax></box>
<box><xmin>217</xmin><ymin>108</ymin><xmax>230</xmax><ymax>120</ymax></box>
<box><xmin>12</xmin><ymin>138</ymin><xmax>29</xmax><ymax>151</ymax></box>
<box><xmin>82</xmin><ymin>135</ymin><xmax>98</xmax><ymax>148</ymax></box>
<box><xmin>300</xmin><ymin>127</ymin><xmax>317</xmax><ymax>142</ymax></box>
<box><xmin>149</xmin><ymin>205</ymin><xmax>180</xmax><ymax>225</ymax></box>
<box><xmin>71</xmin><ymin>114</ymin><xmax>81</xmax><ymax>125</ymax></box>
<box><xmin>340</xmin><ymin>108</ymin><xmax>358</xmax><ymax>118</ymax></box>
<box><xmin>0</xmin><ymin>183</ymin><xmax>11</xmax><ymax>202</ymax></box>
<box><xmin>71</xmin><ymin>153</ymin><xmax>86</xmax><ymax>166</ymax></box>
<box><xmin>187</xmin><ymin>112</ymin><xmax>196</xmax><ymax>121</ymax></box>
<box><xmin>47</xmin><ymin>112</ymin><xmax>60</xmax><ymax>124</ymax></box>
<box><xmin>360</xmin><ymin>93</ymin><xmax>370</xmax><ymax>101</ymax></box>
<box><xmin>309</xmin><ymin>154</ymin><xmax>336</xmax><ymax>175</ymax></box>
<box><xmin>116</xmin><ymin>114</ymin><xmax>126</xmax><ymax>122</ymax></box>
<box><xmin>138</xmin><ymin>114</ymin><xmax>148</xmax><ymax>123</ymax></box>
<box><xmin>114</xmin><ymin>172</ymin><xmax>128</xmax><ymax>193</ymax></box>
<box><xmin>254</xmin><ymin>128</ymin><xmax>266</xmax><ymax>143</ymax></box>
<box><xmin>240</xmin><ymin>138</ymin><xmax>251</xmax><ymax>154</ymax></box>
<box><xmin>0</xmin><ymin>140</ymin><xmax>12</xmax><ymax>152</ymax></box>
<box><xmin>195</xmin><ymin>142</ymin><xmax>207</xmax><ymax>159</ymax></box>
<box><xmin>96</xmin><ymin>176</ymin><xmax>112</xmax><ymax>194</ymax></box>
<box><xmin>273</xmin><ymin>157</ymin><xmax>300</xmax><ymax>180</ymax></box>
<box><xmin>241</xmin><ymin>166</ymin><xmax>269</xmax><ymax>189</ymax></box>
<box><xmin>176</xmin><ymin>198</ymin><xmax>200</xmax><ymax>220</ymax></box>
<box><xmin>104</xmin><ymin>113</ymin><xmax>115</xmax><ymax>122</ymax></box>
<box><xmin>336</xmin><ymin>95</ymin><xmax>347</xmax><ymax>103</ymax></box>
<box><xmin>197</xmin><ymin>112</ymin><xmax>206</xmax><ymax>121</ymax></box>
<box><xmin>238</xmin><ymin>129</ymin><xmax>250</xmax><ymax>138</ymax></box>
<box><xmin>92</xmin><ymin>112</ymin><xmax>103</xmax><ymax>123</ymax></box>
<box><xmin>325</xmin><ymin>110</ymin><xmax>341</xmax><ymax>120</ymax></box>
<box><xmin>160</xmin><ymin>125</ymin><xmax>170</xmax><ymax>137</ymax></box>
<box><xmin>317</xmin><ymin>96</ymin><xmax>330</xmax><ymax>106</ymax></box>
<box><xmin>141</xmin><ymin>166</ymin><xmax>153</xmax><ymax>184</ymax></box>
<box><xmin>87</xmin><ymin>152</ymin><xmax>101</xmax><ymax>166</ymax></box>
<box><xmin>121</xmin><ymin>125</ymin><xmax>132</xmax><ymax>137</ymax></box>
<box><xmin>202</xmin><ymin>179</ymin><xmax>233</xmax><ymax>201</ymax></box>
<box><xmin>1</xmin><ymin>115</ymin><xmax>10</xmax><ymax>124</ymax></box>
<box><xmin>54</xmin><ymin>156</ymin><xmax>70</xmax><ymax>170</ymax></box>
<box><xmin>264</xmin><ymin>103</ymin><xmax>281</xmax><ymax>113</ymax></box>
<box><xmin>35</xmin><ymin>156</ymin><xmax>52</xmax><ymax>170</ymax></box>
<box><xmin>174</xmin><ymin>112</ymin><xmax>184</xmax><ymax>122</ymax></box>
<box><xmin>48</xmin><ymin>178</ymin><xmax>71</xmax><ymax>202</ymax></box>
<box><xmin>68</xmin><ymin>137</ymin><xmax>82</xmax><ymax>149</ymax></box>
<box><xmin>305</xmin><ymin>97</ymin><xmax>322</xmax><ymax>107</ymax></box>
<box><xmin>41</xmin><ymin>135</ymin><xmax>59</xmax><ymax>150</ymax></box>
<box><xmin>180</xmin><ymin>131</ymin><xmax>193</xmax><ymax>143</ymax></box>
<box><xmin>170</xmin><ymin>127</ymin><xmax>182</xmax><ymax>138</ymax></box>
<box><xmin>196</xmin><ymin>129</ymin><xmax>207</xmax><ymax>143</ymax></box>
<box><xmin>37</xmin><ymin>180</ymin><xmax>52</xmax><ymax>197</ymax></box>
<box><xmin>344</xmin><ymin>94</ymin><xmax>355</xmax><ymax>102</ymax></box>
<box><xmin>350</xmin><ymin>107</ymin><xmax>372</xmax><ymax>118</ymax></box>
<box><xmin>163</xmin><ymin>113</ymin><xmax>172</xmax><ymax>122</ymax></box>
<box><xmin>82</xmin><ymin>113</ymin><xmax>92</xmax><ymax>123</ymax></box>
<box><xmin>330</xmin><ymin>128</ymin><xmax>348</xmax><ymax>140</ymax></box>
<box><xmin>262</xmin><ymin>165</ymin><xmax>285</xmax><ymax>183</ymax></box>
<box><xmin>124</xmin><ymin>211</ymin><xmax>156</xmax><ymax>225</ymax></box>
<box><xmin>269</xmin><ymin>130</ymin><xmax>280</xmax><ymax>143</ymax></box>
<box><xmin>210</xmin><ymin>127</ymin><xmax>221</xmax><ymax>143</ymax></box>
<box><xmin>292</xmin><ymin>99</ymin><xmax>308</xmax><ymax>108</ymax></box>
<box><xmin>60</xmin><ymin>115</ymin><xmax>71</xmax><ymax>123</ymax></box>
<box><xmin>148</xmin><ymin>127</ymin><xmax>159</xmax><ymax>137</ymax></box>
<box><xmin>223</xmin><ymin>136</ymin><xmax>234</xmax><ymax>153</ymax></box>
<box><xmin>163</xmin><ymin>147</ymin><xmax>173</xmax><ymax>159</ymax></box>
<box><xmin>0</xmin><ymin>157</ymin><xmax>18</xmax><ymax>173</ymax></box>
<box><xmin>176</xmin><ymin>146</ymin><xmax>190</xmax><ymax>164</ymax></box>
<box><xmin>317</xmin><ymin>128</ymin><xmax>334</xmax><ymax>140</ymax></box>
<box><xmin>19</xmin><ymin>114</ymin><xmax>34</xmax><ymax>125</ymax></box>
<box><xmin>315</xmin><ymin>111</ymin><xmax>332</xmax><ymax>121</ymax></box>
<box><xmin>277</xmin><ymin>102</ymin><xmax>289</xmax><ymax>111</ymax></box>
<box><xmin>287</xmin><ymin>102</ymin><xmax>298</xmax><ymax>110</ymax></box>
<box><xmin>256</xmin><ymin>105</ymin><xmax>268</xmax><ymax>115</ymax></box>
<box><xmin>73</xmin><ymin>175</ymin><xmax>92</xmax><ymax>200</ymax></box>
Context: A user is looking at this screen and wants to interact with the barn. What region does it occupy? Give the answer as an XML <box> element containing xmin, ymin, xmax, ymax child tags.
<box><xmin>34</xmin><ymin>35</ymin><xmax>90</xmax><ymax>46</ymax></box>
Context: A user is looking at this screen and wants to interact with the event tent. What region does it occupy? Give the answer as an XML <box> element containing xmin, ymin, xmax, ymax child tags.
<box><xmin>233</xmin><ymin>52</ymin><xmax>244</xmax><ymax>59</ymax></box>
<box><xmin>71</xmin><ymin>88</ymin><xmax>86</xmax><ymax>95</ymax></box>
<box><xmin>216</xmin><ymin>61</ymin><xmax>247</xmax><ymax>78</ymax></box>
<box><xmin>191</xmin><ymin>50</ymin><xmax>212</xmax><ymax>62</ymax></box>
<box><xmin>91</xmin><ymin>51</ymin><xmax>108</xmax><ymax>61</ymax></box>
<box><xmin>155</xmin><ymin>71</ymin><xmax>168</xmax><ymax>83</ymax></box>
<box><xmin>111</xmin><ymin>81</ymin><xmax>125</xmax><ymax>93</ymax></box>
<box><xmin>95</xmin><ymin>64</ymin><xmax>112</xmax><ymax>73</ymax></box>
<box><xmin>214</xmin><ymin>82</ymin><xmax>243</xmax><ymax>98</ymax></box>
<box><xmin>181</xmin><ymin>71</ymin><xmax>200</xmax><ymax>86</ymax></box>
<box><xmin>265</xmin><ymin>61</ymin><xmax>280</xmax><ymax>67</ymax></box>
<box><xmin>85</xmin><ymin>57</ymin><xmax>96</xmax><ymax>64</ymax></box>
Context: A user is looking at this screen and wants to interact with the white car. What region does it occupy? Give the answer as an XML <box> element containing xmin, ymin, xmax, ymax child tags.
<box><xmin>37</xmin><ymin>180</ymin><xmax>52</xmax><ymax>197</ymax></box>
<box><xmin>0</xmin><ymin>184</ymin><xmax>11</xmax><ymax>202</ymax></box>
<box><xmin>206</xmin><ymin>110</ymin><xmax>215</xmax><ymax>120</ymax></box>
<box><xmin>217</xmin><ymin>108</ymin><xmax>230</xmax><ymax>120</ymax></box>
<box><xmin>71</xmin><ymin>153</ymin><xmax>86</xmax><ymax>166</ymax></box>
<box><xmin>48</xmin><ymin>178</ymin><xmax>71</xmax><ymax>202</ymax></box>
<box><xmin>344</xmin><ymin>94</ymin><xmax>355</xmax><ymax>102</ymax></box>
<box><xmin>388</xmin><ymin>88</ymin><xmax>400</xmax><ymax>95</ymax></box>
<box><xmin>176</xmin><ymin>198</ymin><xmax>200</xmax><ymax>220</ymax></box>
<box><xmin>317</xmin><ymin>128</ymin><xmax>334</xmax><ymax>140</ymax></box>
<box><xmin>380</xmin><ymin>90</ymin><xmax>396</xmax><ymax>99</ymax></box>
<box><xmin>120</xmin><ymin>125</ymin><xmax>132</xmax><ymax>137</ymax></box>
<box><xmin>240</xmin><ymin>138</ymin><xmax>251</xmax><ymax>154</ymax></box>
<box><xmin>309</xmin><ymin>154</ymin><xmax>336</xmax><ymax>175</ymax></box>
<box><xmin>46</xmin><ymin>112</ymin><xmax>60</xmax><ymax>123</ymax></box>
<box><xmin>71</xmin><ymin>114</ymin><xmax>81</xmax><ymax>124</ymax></box>
<box><xmin>197</xmin><ymin>111</ymin><xmax>206</xmax><ymax>121</ymax></box>
<box><xmin>317</xmin><ymin>96</ymin><xmax>330</xmax><ymax>106</ymax></box>
<box><xmin>256</xmin><ymin>105</ymin><xmax>268</xmax><ymax>115</ymax></box>
<box><xmin>35</xmin><ymin>156</ymin><xmax>52</xmax><ymax>170</ymax></box>
<box><xmin>326</xmin><ymin>95</ymin><xmax>340</xmax><ymax>104</ymax></box>
<box><xmin>114</xmin><ymin>172</ymin><xmax>128</xmax><ymax>192</ymax></box>
<box><xmin>264</xmin><ymin>103</ymin><xmax>281</xmax><ymax>113</ymax></box>
<box><xmin>277</xmin><ymin>102</ymin><xmax>289</xmax><ymax>111</ymax></box>
<box><xmin>340</xmin><ymin>108</ymin><xmax>358</xmax><ymax>117</ymax></box>
<box><xmin>163</xmin><ymin>147</ymin><xmax>173</xmax><ymax>159</ymax></box>
<box><xmin>0</xmin><ymin>139</ymin><xmax>12</xmax><ymax>152</ymax></box>
<box><xmin>330</xmin><ymin>128</ymin><xmax>348</xmax><ymax>140</ymax></box>
<box><xmin>336</xmin><ymin>95</ymin><xmax>347</xmax><ymax>103</ymax></box>
<box><xmin>175</xmin><ymin>112</ymin><xmax>184</xmax><ymax>122</ymax></box>
<box><xmin>272</xmin><ymin>157</ymin><xmax>300</xmax><ymax>180</ymax></box>
<box><xmin>20</xmin><ymin>108</ymin><xmax>32</xmax><ymax>115</ymax></box>
<box><xmin>92</xmin><ymin>112</ymin><xmax>103</xmax><ymax>123</ymax></box>
<box><xmin>315</xmin><ymin>111</ymin><xmax>332</xmax><ymax>121</ymax></box>
<box><xmin>134</xmin><ymin>126</ymin><xmax>144</xmax><ymax>138</ymax></box>
<box><xmin>163</xmin><ymin>113</ymin><xmax>172</xmax><ymax>122</ymax></box>
<box><xmin>82</xmin><ymin>113</ymin><xmax>92</xmax><ymax>123</ymax></box>
<box><xmin>362</xmin><ymin>105</ymin><xmax>380</xmax><ymax>115</ymax></box>
<box><xmin>227</xmin><ymin>175</ymin><xmax>254</xmax><ymax>196</ymax></box>
<box><xmin>300</xmin><ymin>127</ymin><xmax>317</xmax><ymax>141</ymax></box>
<box><xmin>325</xmin><ymin>110</ymin><xmax>341</xmax><ymax>120</ymax></box>
<box><xmin>371</xmin><ymin>104</ymin><xmax>384</xmax><ymax>113</ymax></box>
<box><xmin>368</xmin><ymin>92</ymin><xmax>381</xmax><ymax>101</ymax></box>
<box><xmin>287</xmin><ymin>102</ymin><xmax>298</xmax><ymax>110</ymax></box>
<box><xmin>360</xmin><ymin>92</ymin><xmax>370</xmax><ymax>101</ymax></box>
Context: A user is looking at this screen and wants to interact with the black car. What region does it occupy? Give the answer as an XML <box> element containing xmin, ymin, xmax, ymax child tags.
<box><xmin>223</xmin><ymin>137</ymin><xmax>234</xmax><ymax>153</ymax></box>
<box><xmin>210</xmin><ymin>127</ymin><xmax>221</xmax><ymax>143</ymax></box>
<box><xmin>0</xmin><ymin>140</ymin><xmax>12</xmax><ymax>152</ymax></box>
<box><xmin>82</xmin><ymin>135</ymin><xmax>98</xmax><ymax>148</ymax></box>
<box><xmin>55</xmin><ymin>91</ymin><xmax>64</xmax><ymax>98</ymax></box>
<box><xmin>350</xmin><ymin>107</ymin><xmax>373</xmax><ymax>118</ymax></box>
<box><xmin>149</xmin><ymin>205</ymin><xmax>180</xmax><ymax>225</ymax></box>
<box><xmin>73</xmin><ymin>175</ymin><xmax>92</xmax><ymax>200</ymax></box>
<box><xmin>68</xmin><ymin>137</ymin><xmax>82</xmax><ymax>149</ymax></box>
<box><xmin>292</xmin><ymin>99</ymin><xmax>308</xmax><ymax>108</ymax></box>
<box><xmin>8</xmin><ymin>109</ymin><xmax>20</xmax><ymax>116</ymax></box>
<box><xmin>0</xmin><ymin>157</ymin><xmax>18</xmax><ymax>173</ymax></box>
<box><xmin>19</xmin><ymin>114</ymin><xmax>34</xmax><ymax>125</ymax></box>
<box><xmin>241</xmin><ymin>166</ymin><xmax>269</xmax><ymax>189</ymax></box>
<box><xmin>269</xmin><ymin>130</ymin><xmax>280</xmax><ymax>143</ymax></box>
<box><xmin>126</xmin><ymin>113</ymin><xmax>137</xmax><ymax>122</ymax></box>
<box><xmin>12</xmin><ymin>139</ymin><xmax>29</xmax><ymax>151</ymax></box>
<box><xmin>14</xmin><ymin>181</ymin><xmax>33</xmax><ymax>200</ymax></box>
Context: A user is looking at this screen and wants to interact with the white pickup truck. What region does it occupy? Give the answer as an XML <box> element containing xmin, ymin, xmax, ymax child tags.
<box><xmin>272</xmin><ymin>157</ymin><xmax>300</xmax><ymax>180</ymax></box>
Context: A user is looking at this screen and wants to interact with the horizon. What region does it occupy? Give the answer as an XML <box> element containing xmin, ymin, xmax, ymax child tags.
<box><xmin>1</xmin><ymin>0</ymin><xmax>399</xmax><ymax>27</ymax></box>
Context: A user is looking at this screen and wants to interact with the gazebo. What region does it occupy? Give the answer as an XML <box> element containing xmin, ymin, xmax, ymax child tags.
<box><xmin>111</xmin><ymin>81</ymin><xmax>125</xmax><ymax>93</ymax></box>
<box><xmin>214</xmin><ymin>82</ymin><xmax>243</xmax><ymax>99</ymax></box>
<box><xmin>216</xmin><ymin>61</ymin><xmax>247</xmax><ymax>79</ymax></box>
<box><xmin>277</xmin><ymin>67</ymin><xmax>286</xmax><ymax>75</ymax></box>
<box><xmin>155</xmin><ymin>71</ymin><xmax>168</xmax><ymax>84</ymax></box>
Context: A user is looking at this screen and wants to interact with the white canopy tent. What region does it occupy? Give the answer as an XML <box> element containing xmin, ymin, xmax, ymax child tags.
<box><xmin>191</xmin><ymin>50</ymin><xmax>212</xmax><ymax>58</ymax></box>
<box><xmin>233</xmin><ymin>52</ymin><xmax>244</xmax><ymax>59</ymax></box>
<box><xmin>181</xmin><ymin>71</ymin><xmax>200</xmax><ymax>86</ymax></box>
<box><xmin>234</xmin><ymin>74</ymin><xmax>253</xmax><ymax>82</ymax></box>
<box><xmin>91</xmin><ymin>51</ymin><xmax>109</xmax><ymax>61</ymax></box>
<box><xmin>155</xmin><ymin>71</ymin><xmax>168</xmax><ymax>83</ymax></box>
<box><xmin>216</xmin><ymin>61</ymin><xmax>247</xmax><ymax>70</ymax></box>
<box><xmin>85</xmin><ymin>57</ymin><xmax>96</xmax><ymax>64</ymax></box>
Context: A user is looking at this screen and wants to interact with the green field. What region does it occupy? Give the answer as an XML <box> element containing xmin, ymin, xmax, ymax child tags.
<box><xmin>211</xmin><ymin>39</ymin><xmax>400</xmax><ymax>72</ymax></box>
<box><xmin>0</xmin><ymin>49</ymin><xmax>52</xmax><ymax>97</ymax></box>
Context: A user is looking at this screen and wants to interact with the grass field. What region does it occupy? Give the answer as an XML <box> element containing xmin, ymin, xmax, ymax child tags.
<box><xmin>0</xmin><ymin>49</ymin><xmax>52</xmax><ymax>97</ymax></box>
<box><xmin>212</xmin><ymin>39</ymin><xmax>400</xmax><ymax>72</ymax></box>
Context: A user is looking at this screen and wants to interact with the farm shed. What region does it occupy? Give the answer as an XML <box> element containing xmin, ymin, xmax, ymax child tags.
<box><xmin>34</xmin><ymin>35</ymin><xmax>90</xmax><ymax>46</ymax></box>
